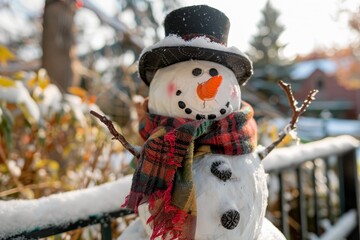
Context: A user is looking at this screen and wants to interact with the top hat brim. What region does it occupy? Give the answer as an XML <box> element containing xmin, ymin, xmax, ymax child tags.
<box><xmin>138</xmin><ymin>36</ymin><xmax>253</xmax><ymax>86</ymax></box>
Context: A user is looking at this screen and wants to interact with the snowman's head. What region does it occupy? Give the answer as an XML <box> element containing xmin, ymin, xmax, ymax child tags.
<box><xmin>148</xmin><ymin>60</ymin><xmax>241</xmax><ymax>120</ymax></box>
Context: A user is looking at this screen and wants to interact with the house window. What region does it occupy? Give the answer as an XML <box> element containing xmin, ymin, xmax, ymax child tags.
<box><xmin>316</xmin><ymin>77</ymin><xmax>324</xmax><ymax>90</ymax></box>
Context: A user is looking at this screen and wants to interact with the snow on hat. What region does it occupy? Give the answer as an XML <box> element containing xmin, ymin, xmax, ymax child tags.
<box><xmin>138</xmin><ymin>5</ymin><xmax>253</xmax><ymax>86</ymax></box>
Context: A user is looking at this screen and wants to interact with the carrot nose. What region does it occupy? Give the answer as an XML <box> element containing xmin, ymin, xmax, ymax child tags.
<box><xmin>197</xmin><ymin>75</ymin><xmax>223</xmax><ymax>101</ymax></box>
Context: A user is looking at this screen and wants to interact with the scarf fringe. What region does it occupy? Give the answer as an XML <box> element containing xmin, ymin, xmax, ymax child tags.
<box><xmin>121</xmin><ymin>192</ymin><xmax>146</xmax><ymax>213</ymax></box>
<box><xmin>147</xmin><ymin>171</ymin><xmax>188</xmax><ymax>240</ymax></box>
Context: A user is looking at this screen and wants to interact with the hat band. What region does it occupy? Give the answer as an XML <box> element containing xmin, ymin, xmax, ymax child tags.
<box><xmin>180</xmin><ymin>34</ymin><xmax>226</xmax><ymax>46</ymax></box>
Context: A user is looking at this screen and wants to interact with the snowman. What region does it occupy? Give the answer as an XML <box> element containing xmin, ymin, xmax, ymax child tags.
<box><xmin>120</xmin><ymin>5</ymin><xmax>286</xmax><ymax>240</ymax></box>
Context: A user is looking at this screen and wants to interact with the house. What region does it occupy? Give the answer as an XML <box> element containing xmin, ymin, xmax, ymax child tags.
<box><xmin>290</xmin><ymin>49</ymin><xmax>360</xmax><ymax>119</ymax></box>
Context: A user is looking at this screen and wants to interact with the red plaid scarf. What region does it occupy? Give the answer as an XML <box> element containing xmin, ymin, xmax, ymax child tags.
<box><xmin>122</xmin><ymin>101</ymin><xmax>257</xmax><ymax>239</ymax></box>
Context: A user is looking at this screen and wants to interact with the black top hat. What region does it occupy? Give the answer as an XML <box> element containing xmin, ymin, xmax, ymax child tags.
<box><xmin>138</xmin><ymin>5</ymin><xmax>253</xmax><ymax>86</ymax></box>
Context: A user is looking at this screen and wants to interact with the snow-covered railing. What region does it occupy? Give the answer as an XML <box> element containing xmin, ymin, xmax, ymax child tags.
<box><xmin>0</xmin><ymin>135</ymin><xmax>359</xmax><ymax>239</ymax></box>
<box><xmin>0</xmin><ymin>175</ymin><xmax>134</xmax><ymax>239</ymax></box>
<box><xmin>263</xmin><ymin>135</ymin><xmax>360</xmax><ymax>240</ymax></box>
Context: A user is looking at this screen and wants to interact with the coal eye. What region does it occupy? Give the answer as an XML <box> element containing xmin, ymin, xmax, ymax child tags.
<box><xmin>192</xmin><ymin>68</ymin><xmax>202</xmax><ymax>76</ymax></box>
<box><xmin>209</xmin><ymin>68</ymin><xmax>219</xmax><ymax>76</ymax></box>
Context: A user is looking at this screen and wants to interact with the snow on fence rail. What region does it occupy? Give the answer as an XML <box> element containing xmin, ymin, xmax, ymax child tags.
<box><xmin>0</xmin><ymin>175</ymin><xmax>133</xmax><ymax>238</ymax></box>
<box><xmin>262</xmin><ymin>135</ymin><xmax>360</xmax><ymax>172</ymax></box>
<box><xmin>0</xmin><ymin>135</ymin><xmax>359</xmax><ymax>239</ymax></box>
<box><xmin>317</xmin><ymin>209</ymin><xmax>357</xmax><ymax>240</ymax></box>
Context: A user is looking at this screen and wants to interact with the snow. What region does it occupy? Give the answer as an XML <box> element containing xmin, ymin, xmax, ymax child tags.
<box><xmin>140</xmin><ymin>35</ymin><xmax>250</xmax><ymax>61</ymax></box>
<box><xmin>34</xmin><ymin>84</ymin><xmax>63</xmax><ymax>117</ymax></box>
<box><xmin>262</xmin><ymin>135</ymin><xmax>360</xmax><ymax>172</ymax></box>
<box><xmin>0</xmin><ymin>175</ymin><xmax>132</xmax><ymax>238</ymax></box>
<box><xmin>7</xmin><ymin>160</ymin><xmax>22</xmax><ymax>177</ymax></box>
<box><xmin>310</xmin><ymin>209</ymin><xmax>357</xmax><ymax>240</ymax></box>
<box><xmin>0</xmin><ymin>81</ymin><xmax>40</xmax><ymax>123</ymax></box>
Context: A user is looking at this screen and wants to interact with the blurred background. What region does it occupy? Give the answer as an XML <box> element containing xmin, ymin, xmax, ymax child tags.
<box><xmin>0</xmin><ymin>0</ymin><xmax>359</xmax><ymax>238</ymax></box>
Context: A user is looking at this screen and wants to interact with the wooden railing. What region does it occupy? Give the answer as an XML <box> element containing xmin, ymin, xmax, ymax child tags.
<box><xmin>8</xmin><ymin>209</ymin><xmax>133</xmax><ymax>240</ymax></box>
<box><xmin>262</xmin><ymin>135</ymin><xmax>360</xmax><ymax>240</ymax></box>
<box><xmin>2</xmin><ymin>135</ymin><xmax>359</xmax><ymax>240</ymax></box>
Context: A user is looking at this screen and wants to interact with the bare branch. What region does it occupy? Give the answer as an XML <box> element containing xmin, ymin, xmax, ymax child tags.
<box><xmin>278</xmin><ymin>80</ymin><xmax>297</xmax><ymax>115</ymax></box>
<box><xmin>82</xmin><ymin>0</ymin><xmax>144</xmax><ymax>51</ymax></box>
<box><xmin>299</xmin><ymin>89</ymin><xmax>319</xmax><ymax>115</ymax></box>
<box><xmin>259</xmin><ymin>80</ymin><xmax>318</xmax><ymax>160</ymax></box>
<box><xmin>90</xmin><ymin>110</ymin><xmax>140</xmax><ymax>159</ymax></box>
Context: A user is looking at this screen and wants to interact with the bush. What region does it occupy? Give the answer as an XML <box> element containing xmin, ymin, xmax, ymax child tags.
<box><xmin>0</xmin><ymin>68</ymin><xmax>134</xmax><ymax>200</ymax></box>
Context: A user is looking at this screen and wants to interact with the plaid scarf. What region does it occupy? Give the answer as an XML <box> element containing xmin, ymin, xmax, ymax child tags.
<box><xmin>122</xmin><ymin>102</ymin><xmax>257</xmax><ymax>240</ymax></box>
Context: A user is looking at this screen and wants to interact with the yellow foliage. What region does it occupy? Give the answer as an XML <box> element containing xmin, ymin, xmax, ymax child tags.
<box><xmin>27</xmin><ymin>77</ymin><xmax>37</xmax><ymax>88</ymax></box>
<box><xmin>259</xmin><ymin>120</ymin><xmax>294</xmax><ymax>148</ymax></box>
<box><xmin>88</xmin><ymin>95</ymin><xmax>97</xmax><ymax>104</ymax></box>
<box><xmin>0</xmin><ymin>45</ymin><xmax>15</xmax><ymax>65</ymax></box>
<box><xmin>269</xmin><ymin>126</ymin><xmax>293</xmax><ymax>147</ymax></box>
<box><xmin>0</xmin><ymin>164</ymin><xmax>7</xmax><ymax>173</ymax></box>
<box><xmin>13</xmin><ymin>71</ymin><xmax>26</xmax><ymax>80</ymax></box>
<box><xmin>63</xmin><ymin>143</ymin><xmax>76</xmax><ymax>158</ymax></box>
<box><xmin>34</xmin><ymin>159</ymin><xmax>60</xmax><ymax>171</ymax></box>
<box><xmin>0</xmin><ymin>76</ymin><xmax>16</xmax><ymax>87</ymax></box>
<box><xmin>17</xmin><ymin>102</ymin><xmax>36</xmax><ymax>125</ymax></box>
<box><xmin>68</xmin><ymin>86</ymin><xmax>87</xmax><ymax>99</ymax></box>
<box><xmin>28</xmin><ymin>68</ymin><xmax>51</xmax><ymax>90</ymax></box>
<box><xmin>68</xmin><ymin>86</ymin><xmax>98</xmax><ymax>104</ymax></box>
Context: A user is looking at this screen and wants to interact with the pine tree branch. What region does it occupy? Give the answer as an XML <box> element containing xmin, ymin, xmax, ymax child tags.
<box><xmin>90</xmin><ymin>110</ymin><xmax>140</xmax><ymax>159</ymax></box>
<box><xmin>259</xmin><ymin>80</ymin><xmax>319</xmax><ymax>160</ymax></box>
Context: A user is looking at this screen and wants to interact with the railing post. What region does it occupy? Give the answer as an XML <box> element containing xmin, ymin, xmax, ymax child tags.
<box><xmin>312</xmin><ymin>161</ymin><xmax>320</xmax><ymax>235</ymax></box>
<box><xmin>325</xmin><ymin>157</ymin><xmax>334</xmax><ymax>224</ymax></box>
<box><xmin>338</xmin><ymin>149</ymin><xmax>360</xmax><ymax>240</ymax></box>
<box><xmin>101</xmin><ymin>217</ymin><xmax>112</xmax><ymax>240</ymax></box>
<box><xmin>279</xmin><ymin>172</ymin><xmax>290</xmax><ymax>239</ymax></box>
<box><xmin>297</xmin><ymin>167</ymin><xmax>307</xmax><ymax>240</ymax></box>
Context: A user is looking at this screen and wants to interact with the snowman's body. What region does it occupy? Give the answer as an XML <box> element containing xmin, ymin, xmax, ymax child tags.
<box><xmin>120</xmin><ymin>60</ymin><xmax>286</xmax><ymax>239</ymax></box>
<box><xmin>191</xmin><ymin>153</ymin><xmax>268</xmax><ymax>239</ymax></box>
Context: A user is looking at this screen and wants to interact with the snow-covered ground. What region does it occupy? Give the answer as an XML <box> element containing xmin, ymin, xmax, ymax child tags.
<box><xmin>0</xmin><ymin>135</ymin><xmax>359</xmax><ymax>239</ymax></box>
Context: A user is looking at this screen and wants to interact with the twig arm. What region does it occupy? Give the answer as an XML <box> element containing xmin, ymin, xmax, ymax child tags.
<box><xmin>90</xmin><ymin>110</ymin><xmax>140</xmax><ymax>159</ymax></box>
<box><xmin>258</xmin><ymin>80</ymin><xmax>318</xmax><ymax>160</ymax></box>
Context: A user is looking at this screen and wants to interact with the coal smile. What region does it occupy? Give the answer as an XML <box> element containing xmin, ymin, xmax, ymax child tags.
<box><xmin>177</xmin><ymin>91</ymin><xmax>230</xmax><ymax>120</ymax></box>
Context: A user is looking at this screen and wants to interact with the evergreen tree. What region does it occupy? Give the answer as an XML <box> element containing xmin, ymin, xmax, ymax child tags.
<box><xmin>249</xmin><ymin>0</ymin><xmax>285</xmax><ymax>69</ymax></box>
<box><xmin>247</xmin><ymin>0</ymin><xmax>293</xmax><ymax>102</ymax></box>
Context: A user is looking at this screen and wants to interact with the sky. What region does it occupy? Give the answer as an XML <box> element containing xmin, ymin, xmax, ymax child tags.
<box><xmin>1</xmin><ymin>0</ymin><xmax>358</xmax><ymax>60</ymax></box>
<box><xmin>87</xmin><ymin>0</ymin><xmax>359</xmax><ymax>59</ymax></box>
<box><xmin>182</xmin><ymin>0</ymin><xmax>358</xmax><ymax>58</ymax></box>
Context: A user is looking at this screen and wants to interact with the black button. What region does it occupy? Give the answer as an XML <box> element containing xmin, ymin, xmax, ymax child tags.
<box><xmin>221</xmin><ymin>210</ymin><xmax>240</xmax><ymax>230</ymax></box>
<box><xmin>220</xmin><ymin>108</ymin><xmax>226</xmax><ymax>115</ymax></box>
